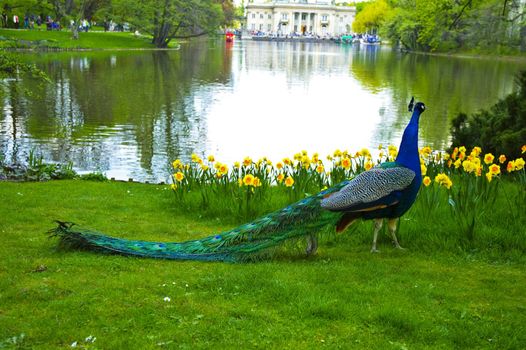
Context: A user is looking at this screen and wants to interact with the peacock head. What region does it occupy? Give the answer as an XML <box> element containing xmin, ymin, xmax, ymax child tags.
<box><xmin>413</xmin><ymin>102</ymin><xmax>426</xmax><ymax>114</ymax></box>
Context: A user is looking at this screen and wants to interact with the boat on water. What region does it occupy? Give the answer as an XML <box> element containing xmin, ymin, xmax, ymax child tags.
<box><xmin>360</xmin><ymin>34</ymin><xmax>381</xmax><ymax>45</ymax></box>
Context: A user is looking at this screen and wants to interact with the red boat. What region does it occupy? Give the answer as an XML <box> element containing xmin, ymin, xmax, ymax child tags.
<box><xmin>225</xmin><ymin>32</ymin><xmax>234</xmax><ymax>42</ymax></box>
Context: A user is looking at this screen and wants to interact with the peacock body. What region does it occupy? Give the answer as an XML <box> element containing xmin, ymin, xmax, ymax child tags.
<box><xmin>50</xmin><ymin>102</ymin><xmax>426</xmax><ymax>261</ymax></box>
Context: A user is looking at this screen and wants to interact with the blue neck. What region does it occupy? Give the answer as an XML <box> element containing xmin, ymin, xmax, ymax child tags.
<box><xmin>395</xmin><ymin>108</ymin><xmax>422</xmax><ymax>176</ymax></box>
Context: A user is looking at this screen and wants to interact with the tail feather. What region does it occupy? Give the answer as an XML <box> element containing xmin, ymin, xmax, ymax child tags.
<box><xmin>49</xmin><ymin>183</ymin><xmax>349</xmax><ymax>262</ymax></box>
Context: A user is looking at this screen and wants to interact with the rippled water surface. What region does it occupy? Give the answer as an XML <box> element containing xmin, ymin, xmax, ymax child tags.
<box><xmin>2</xmin><ymin>39</ymin><xmax>525</xmax><ymax>182</ymax></box>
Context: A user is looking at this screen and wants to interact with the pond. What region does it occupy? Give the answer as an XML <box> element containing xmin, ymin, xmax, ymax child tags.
<box><xmin>1</xmin><ymin>39</ymin><xmax>525</xmax><ymax>182</ymax></box>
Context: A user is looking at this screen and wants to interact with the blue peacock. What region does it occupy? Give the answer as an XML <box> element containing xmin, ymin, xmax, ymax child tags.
<box><xmin>50</xmin><ymin>100</ymin><xmax>426</xmax><ymax>262</ymax></box>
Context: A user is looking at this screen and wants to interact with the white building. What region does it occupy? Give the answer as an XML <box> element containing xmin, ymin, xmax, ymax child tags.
<box><xmin>245</xmin><ymin>0</ymin><xmax>356</xmax><ymax>37</ymax></box>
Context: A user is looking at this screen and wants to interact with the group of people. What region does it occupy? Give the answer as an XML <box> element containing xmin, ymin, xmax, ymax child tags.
<box><xmin>1</xmin><ymin>13</ymin><xmax>132</xmax><ymax>34</ymax></box>
<box><xmin>1</xmin><ymin>14</ymin><xmax>61</xmax><ymax>31</ymax></box>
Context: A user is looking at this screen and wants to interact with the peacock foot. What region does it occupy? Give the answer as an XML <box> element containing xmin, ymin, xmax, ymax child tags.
<box><xmin>392</xmin><ymin>241</ymin><xmax>406</xmax><ymax>250</ymax></box>
<box><xmin>370</xmin><ymin>247</ymin><xmax>380</xmax><ymax>253</ymax></box>
<box><xmin>306</xmin><ymin>234</ymin><xmax>318</xmax><ymax>256</ymax></box>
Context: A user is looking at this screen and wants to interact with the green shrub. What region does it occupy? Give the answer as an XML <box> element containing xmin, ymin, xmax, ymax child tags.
<box><xmin>450</xmin><ymin>71</ymin><xmax>526</xmax><ymax>159</ymax></box>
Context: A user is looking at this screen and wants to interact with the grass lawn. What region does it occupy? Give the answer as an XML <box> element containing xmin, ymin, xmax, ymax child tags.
<box><xmin>0</xmin><ymin>180</ymin><xmax>525</xmax><ymax>349</ymax></box>
<box><xmin>0</xmin><ymin>28</ymin><xmax>158</xmax><ymax>50</ymax></box>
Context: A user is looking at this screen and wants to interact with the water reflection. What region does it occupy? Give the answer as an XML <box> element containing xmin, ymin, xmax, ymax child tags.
<box><xmin>1</xmin><ymin>40</ymin><xmax>525</xmax><ymax>182</ymax></box>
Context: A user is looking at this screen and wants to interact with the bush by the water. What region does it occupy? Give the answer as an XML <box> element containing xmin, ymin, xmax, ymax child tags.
<box><xmin>450</xmin><ymin>70</ymin><xmax>526</xmax><ymax>159</ymax></box>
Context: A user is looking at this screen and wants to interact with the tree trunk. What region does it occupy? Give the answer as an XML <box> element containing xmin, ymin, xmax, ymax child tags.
<box><xmin>72</xmin><ymin>24</ymin><xmax>79</xmax><ymax>40</ymax></box>
<box><xmin>153</xmin><ymin>22</ymin><xmax>171</xmax><ymax>48</ymax></box>
<box><xmin>521</xmin><ymin>25</ymin><xmax>526</xmax><ymax>52</ymax></box>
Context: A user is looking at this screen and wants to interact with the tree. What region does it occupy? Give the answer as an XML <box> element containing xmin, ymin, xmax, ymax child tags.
<box><xmin>44</xmin><ymin>0</ymin><xmax>108</xmax><ymax>39</ymax></box>
<box><xmin>352</xmin><ymin>0</ymin><xmax>392</xmax><ymax>34</ymax></box>
<box><xmin>113</xmin><ymin>0</ymin><xmax>224</xmax><ymax>48</ymax></box>
<box><xmin>382</xmin><ymin>0</ymin><xmax>526</xmax><ymax>52</ymax></box>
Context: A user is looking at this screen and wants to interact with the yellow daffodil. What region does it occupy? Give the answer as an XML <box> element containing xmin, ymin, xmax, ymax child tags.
<box><xmin>200</xmin><ymin>164</ymin><xmax>209</xmax><ymax>171</ymax></box>
<box><xmin>522</xmin><ymin>145</ymin><xmax>526</xmax><ymax>154</ymax></box>
<box><xmin>253</xmin><ymin>177</ymin><xmax>262</xmax><ymax>187</ymax></box>
<box><xmin>174</xmin><ymin>172</ymin><xmax>184</xmax><ymax>182</ymax></box>
<box><xmin>316</xmin><ymin>164</ymin><xmax>324</xmax><ymax>173</ymax></box>
<box><xmin>423</xmin><ymin>176</ymin><xmax>431</xmax><ymax>187</ymax></box>
<box><xmin>378</xmin><ymin>143</ymin><xmax>383</xmax><ymax>150</ymax></box>
<box><xmin>277</xmin><ymin>173</ymin><xmax>285</xmax><ymax>183</ymax></box>
<box><xmin>283</xmin><ymin>158</ymin><xmax>292</xmax><ymax>166</ymax></box>
<box><xmin>219</xmin><ymin>164</ymin><xmax>228</xmax><ymax>174</ymax></box>
<box><xmin>489</xmin><ymin>164</ymin><xmax>500</xmax><ymax>175</ymax></box>
<box><xmin>507</xmin><ymin>160</ymin><xmax>515</xmax><ymax>172</ymax></box>
<box><xmin>234</xmin><ymin>161</ymin><xmax>240</xmax><ymax>168</ymax></box>
<box><xmin>207</xmin><ymin>155</ymin><xmax>215</xmax><ymax>162</ymax></box>
<box><xmin>515</xmin><ymin>158</ymin><xmax>525</xmax><ymax>170</ymax></box>
<box><xmin>498</xmin><ymin>155</ymin><xmax>506</xmax><ymax>164</ymax></box>
<box><xmin>388</xmin><ymin>145</ymin><xmax>398</xmax><ymax>159</ymax></box>
<box><xmin>454</xmin><ymin>159</ymin><xmax>462</xmax><ymax>169</ymax></box>
<box><xmin>471</xmin><ymin>146</ymin><xmax>482</xmax><ymax>157</ymax></box>
<box><xmin>243</xmin><ymin>157</ymin><xmax>252</xmax><ymax>167</ymax></box>
<box><xmin>483</xmin><ymin>153</ymin><xmax>494</xmax><ymax>165</ymax></box>
<box><xmin>420</xmin><ymin>146</ymin><xmax>432</xmax><ymax>156</ymax></box>
<box><xmin>451</xmin><ymin>147</ymin><xmax>459</xmax><ymax>160</ymax></box>
<box><xmin>170</xmin><ymin>183</ymin><xmax>177</xmax><ymax>190</ymax></box>
<box><xmin>365</xmin><ymin>160</ymin><xmax>374</xmax><ymax>171</ymax></box>
<box><xmin>462</xmin><ymin>160</ymin><xmax>477</xmax><ymax>173</ymax></box>
<box><xmin>485</xmin><ymin>172</ymin><xmax>493</xmax><ymax>182</ymax></box>
<box><xmin>333</xmin><ymin>149</ymin><xmax>342</xmax><ymax>157</ymax></box>
<box><xmin>421</xmin><ymin>164</ymin><xmax>427</xmax><ymax>176</ymax></box>
<box><xmin>285</xmin><ymin>176</ymin><xmax>294</xmax><ymax>187</ymax></box>
<box><xmin>172</xmin><ymin>159</ymin><xmax>183</xmax><ymax>169</ymax></box>
<box><xmin>276</xmin><ymin>162</ymin><xmax>284</xmax><ymax>170</ymax></box>
<box><xmin>243</xmin><ymin>174</ymin><xmax>255</xmax><ymax>186</ymax></box>
<box><xmin>341</xmin><ymin>157</ymin><xmax>351</xmax><ymax>170</ymax></box>
<box><xmin>434</xmin><ymin>173</ymin><xmax>452</xmax><ymax>189</ymax></box>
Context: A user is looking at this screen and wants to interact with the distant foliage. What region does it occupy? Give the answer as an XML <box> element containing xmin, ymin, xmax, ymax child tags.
<box><xmin>450</xmin><ymin>71</ymin><xmax>526</xmax><ymax>159</ymax></box>
<box><xmin>380</xmin><ymin>0</ymin><xmax>525</xmax><ymax>53</ymax></box>
<box><xmin>352</xmin><ymin>0</ymin><xmax>392</xmax><ymax>34</ymax></box>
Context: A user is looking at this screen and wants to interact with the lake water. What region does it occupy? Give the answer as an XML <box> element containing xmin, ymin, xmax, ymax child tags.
<box><xmin>1</xmin><ymin>39</ymin><xmax>525</xmax><ymax>182</ymax></box>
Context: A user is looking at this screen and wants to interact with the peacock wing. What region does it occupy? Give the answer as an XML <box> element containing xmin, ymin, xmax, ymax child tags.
<box><xmin>320</xmin><ymin>166</ymin><xmax>415</xmax><ymax>212</ymax></box>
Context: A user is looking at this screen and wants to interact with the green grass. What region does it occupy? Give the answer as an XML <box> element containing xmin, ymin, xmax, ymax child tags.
<box><xmin>0</xmin><ymin>29</ymin><xmax>157</xmax><ymax>50</ymax></box>
<box><xmin>0</xmin><ymin>180</ymin><xmax>525</xmax><ymax>349</ymax></box>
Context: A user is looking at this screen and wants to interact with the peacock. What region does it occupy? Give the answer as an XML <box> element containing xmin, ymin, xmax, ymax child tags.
<box><xmin>50</xmin><ymin>100</ymin><xmax>426</xmax><ymax>262</ymax></box>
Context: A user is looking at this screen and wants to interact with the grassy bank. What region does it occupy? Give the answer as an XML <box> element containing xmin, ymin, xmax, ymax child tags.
<box><xmin>0</xmin><ymin>180</ymin><xmax>525</xmax><ymax>349</ymax></box>
<box><xmin>0</xmin><ymin>28</ymin><xmax>158</xmax><ymax>50</ymax></box>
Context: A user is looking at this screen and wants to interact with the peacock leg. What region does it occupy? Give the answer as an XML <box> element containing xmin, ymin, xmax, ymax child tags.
<box><xmin>387</xmin><ymin>218</ymin><xmax>404</xmax><ymax>250</ymax></box>
<box><xmin>306</xmin><ymin>233</ymin><xmax>318</xmax><ymax>256</ymax></box>
<box><xmin>371</xmin><ymin>218</ymin><xmax>383</xmax><ymax>253</ymax></box>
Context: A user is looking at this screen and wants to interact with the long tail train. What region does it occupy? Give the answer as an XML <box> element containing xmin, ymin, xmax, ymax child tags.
<box><xmin>49</xmin><ymin>182</ymin><xmax>348</xmax><ymax>262</ymax></box>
